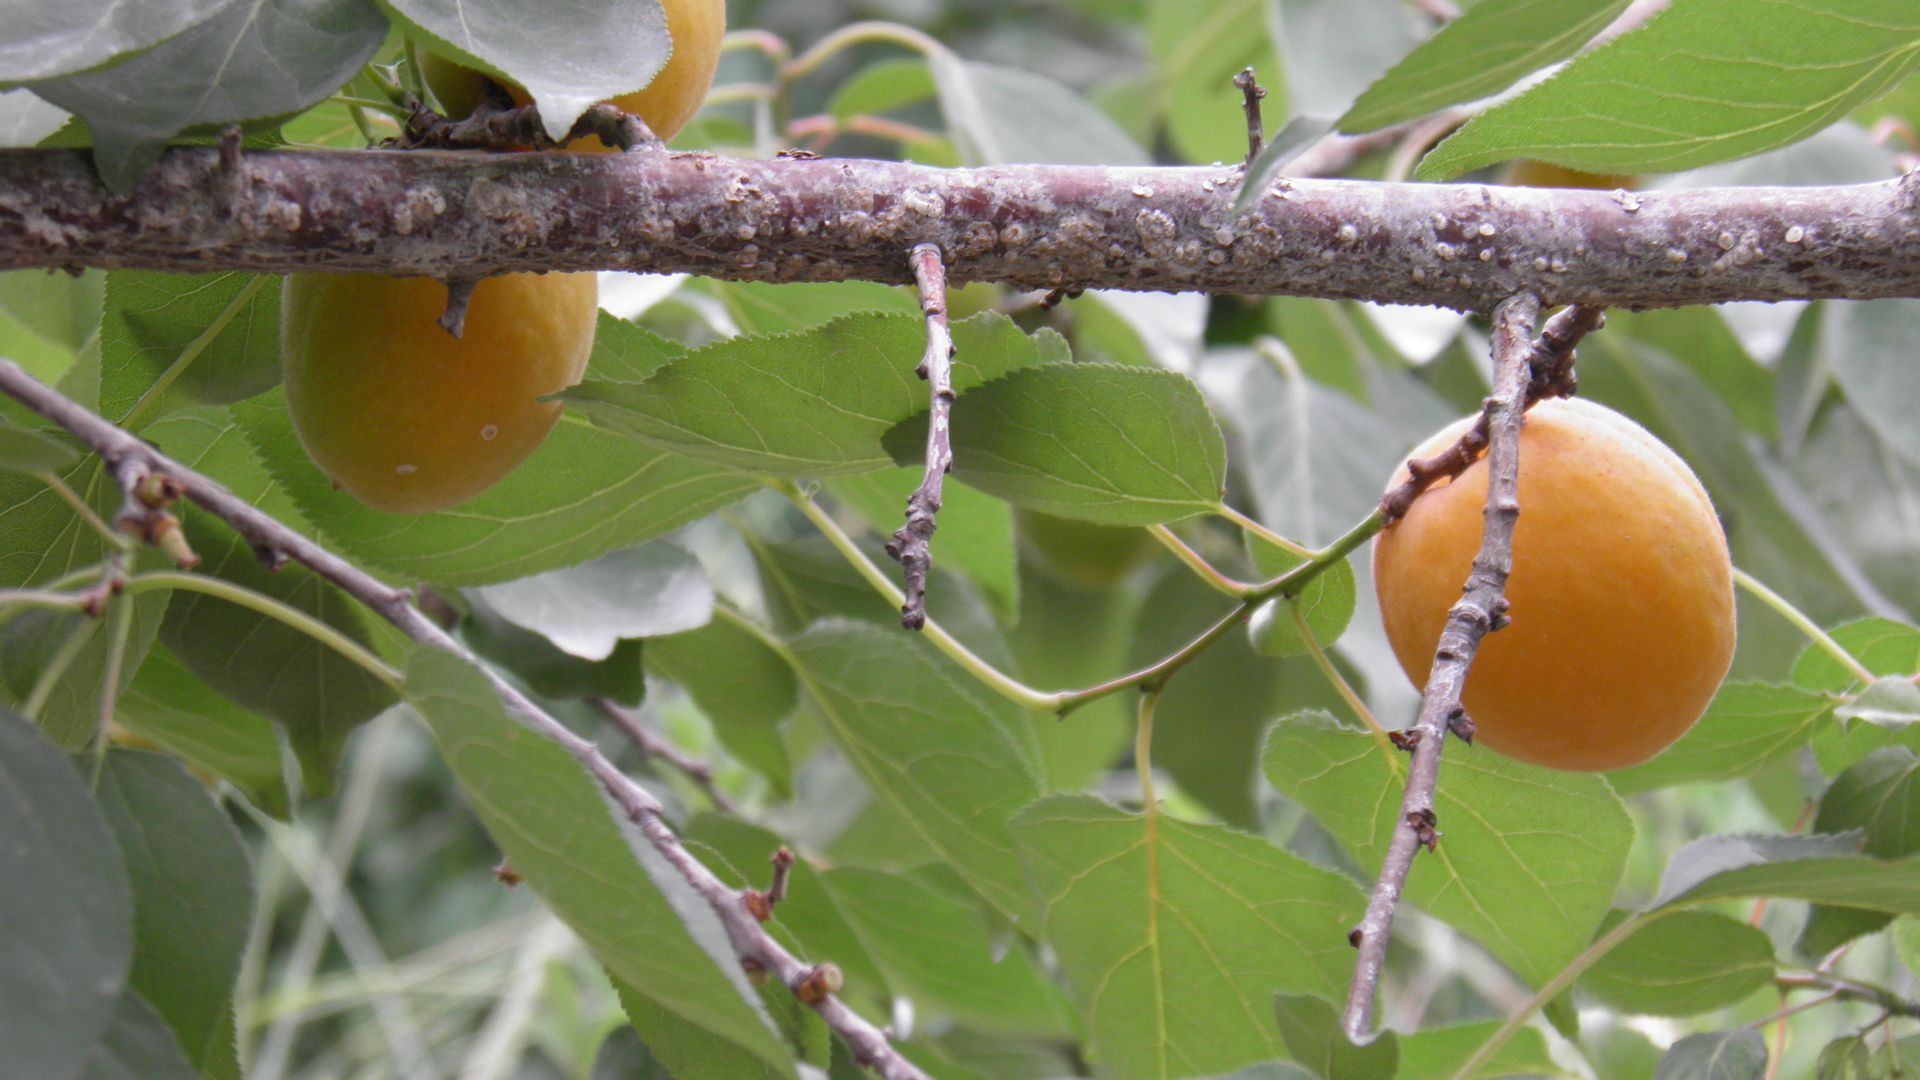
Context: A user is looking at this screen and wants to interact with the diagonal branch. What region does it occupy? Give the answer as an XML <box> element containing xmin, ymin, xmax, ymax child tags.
<box><xmin>1343</xmin><ymin>292</ymin><xmax>1541</xmax><ymax>1040</ymax></box>
<box><xmin>5</xmin><ymin>148</ymin><xmax>1920</xmax><ymax>309</ymax></box>
<box><xmin>885</xmin><ymin>243</ymin><xmax>954</xmax><ymax>630</ymax></box>
<box><xmin>590</xmin><ymin>697</ymin><xmax>742</xmax><ymax>818</ymax></box>
<box><xmin>0</xmin><ymin>357</ymin><xmax>931</xmax><ymax>1080</ymax></box>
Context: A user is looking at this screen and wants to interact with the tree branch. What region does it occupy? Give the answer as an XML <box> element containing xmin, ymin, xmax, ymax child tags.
<box><xmin>590</xmin><ymin>697</ymin><xmax>742</xmax><ymax>818</ymax></box>
<box><xmin>0</xmin><ymin>357</ymin><xmax>930</xmax><ymax>1080</ymax></box>
<box><xmin>1343</xmin><ymin>291</ymin><xmax>1541</xmax><ymax>1040</ymax></box>
<box><xmin>4</xmin><ymin>148</ymin><xmax>1920</xmax><ymax>308</ymax></box>
<box><xmin>884</xmin><ymin>243</ymin><xmax>954</xmax><ymax>630</ymax></box>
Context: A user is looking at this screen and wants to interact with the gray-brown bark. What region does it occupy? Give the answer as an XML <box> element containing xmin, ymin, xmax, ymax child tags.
<box><xmin>3</xmin><ymin>147</ymin><xmax>1919</xmax><ymax>310</ymax></box>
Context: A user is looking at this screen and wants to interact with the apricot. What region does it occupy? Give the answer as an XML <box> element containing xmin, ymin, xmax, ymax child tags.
<box><xmin>279</xmin><ymin>273</ymin><xmax>598</xmax><ymax>514</ymax></box>
<box><xmin>418</xmin><ymin>0</ymin><xmax>727</xmax><ymax>147</ymax></box>
<box><xmin>1372</xmin><ymin>398</ymin><xmax>1734</xmax><ymax>772</ymax></box>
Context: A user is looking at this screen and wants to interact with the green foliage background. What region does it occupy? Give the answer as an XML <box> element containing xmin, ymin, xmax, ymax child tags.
<box><xmin>3</xmin><ymin>0</ymin><xmax>1920</xmax><ymax>1078</ymax></box>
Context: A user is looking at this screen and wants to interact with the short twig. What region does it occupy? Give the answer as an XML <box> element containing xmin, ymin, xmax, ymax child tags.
<box><xmin>884</xmin><ymin>243</ymin><xmax>955</xmax><ymax>631</ymax></box>
<box><xmin>438</xmin><ymin>277</ymin><xmax>479</xmax><ymax>338</ymax></box>
<box><xmin>0</xmin><ymin>357</ymin><xmax>928</xmax><ymax>1080</ymax></box>
<box><xmin>401</xmin><ymin>95</ymin><xmax>658</xmax><ymax>154</ymax></box>
<box><xmin>743</xmin><ymin>847</ymin><xmax>795</xmax><ymax>922</ymax></box>
<box><xmin>591</xmin><ymin>698</ymin><xmax>741</xmax><ymax>817</ymax></box>
<box><xmin>1379</xmin><ymin>303</ymin><xmax>1605</xmax><ymax>522</ymax></box>
<box><xmin>1776</xmin><ymin>971</ymin><xmax>1920</xmax><ymax>1021</ymax></box>
<box><xmin>1343</xmin><ymin>292</ymin><xmax>1540</xmax><ymax>1040</ymax></box>
<box><xmin>1234</xmin><ymin>68</ymin><xmax>1267</xmax><ymax>170</ymax></box>
<box><xmin>112</xmin><ymin>457</ymin><xmax>197</xmax><ymax>569</ymax></box>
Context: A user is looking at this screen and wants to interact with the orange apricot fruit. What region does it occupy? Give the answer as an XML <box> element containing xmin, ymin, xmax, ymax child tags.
<box><xmin>418</xmin><ymin>0</ymin><xmax>727</xmax><ymax>147</ymax></box>
<box><xmin>1502</xmin><ymin>159</ymin><xmax>1639</xmax><ymax>191</ymax></box>
<box><xmin>1372</xmin><ymin>397</ymin><xmax>1735</xmax><ymax>772</ymax></box>
<box><xmin>279</xmin><ymin>273</ymin><xmax>599</xmax><ymax>514</ymax></box>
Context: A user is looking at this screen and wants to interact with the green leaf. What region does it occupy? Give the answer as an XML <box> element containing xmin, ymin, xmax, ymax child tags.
<box><xmin>819</xmin><ymin>865</ymin><xmax>1072</xmax><ymax>1036</ymax></box>
<box><xmin>1147</xmin><ymin>0</ymin><xmax>1276</xmax><ymax>166</ymax></box>
<box><xmin>0</xmin><ymin>0</ymin><xmax>226</xmax><ymax>83</ymax></box>
<box><xmin>1272</xmin><ymin>994</ymin><xmax>1398</xmax><ymax>1080</ymax></box>
<box><xmin>0</xmin><ymin>420</ymin><xmax>79</xmax><ymax>474</ymax></box>
<box><xmin>1231</xmin><ymin>117</ymin><xmax>1334</xmax><ymax>214</ymax></box>
<box><xmin>476</xmin><ymin>541</ymin><xmax>711</xmax><ymax>661</ymax></box>
<box><xmin>1418</xmin><ymin>0</ymin><xmax>1920</xmax><ymax>179</ymax></box>
<box><xmin>591</xmin><ymin>1023</ymin><xmax>673</xmax><ymax>1080</ymax></box>
<box><xmin>1652</xmin><ymin>1029</ymin><xmax>1767</xmax><ymax>1080</ymax></box>
<box><xmin>1837</xmin><ymin>677</ymin><xmax>1920</xmax><ymax>729</ymax></box>
<box><xmin>567</xmin><ymin>311</ymin><xmax>1042</xmax><ymax>478</ymax></box>
<box><xmin>1795</xmin><ymin>620</ymin><xmax>1920</xmax><ymax>694</ymax></box>
<box><xmin>645</xmin><ymin>616</ymin><xmax>798</xmax><ymax>795</ymax></box>
<box><xmin>1580</xmin><ymin>911</ymin><xmax>1774</xmax><ymax>1017</ymax></box>
<box><xmin>1244</xmin><ymin>537</ymin><xmax>1356</xmax><ymax>658</ymax></box>
<box><xmin>405</xmin><ymin>650</ymin><xmax>797</xmax><ymax>1080</ymax></box>
<box><xmin>1340</xmin><ymin>0</ymin><xmax>1632</xmax><ymax>132</ymax></box>
<box><xmin>1606</xmin><ymin>682</ymin><xmax>1835</xmax><ymax>794</ymax></box>
<box><xmin>1653</xmin><ymin>832</ymin><xmax>1920</xmax><ymax>913</ymax></box>
<box><xmin>1012</xmin><ymin>794</ymin><xmax>1365</xmax><ymax>1080</ymax></box>
<box><xmin>715</xmin><ymin>280</ymin><xmax>919</xmax><ymax>336</ymax></box>
<box><xmin>31</xmin><ymin>0</ymin><xmax>389</xmax><ymax>190</ymax></box>
<box><xmin>1265</xmin><ymin>710</ymin><xmax>1632</xmax><ymax>989</ymax></box>
<box><xmin>79</xmin><ymin>991</ymin><xmax>200</xmax><ymax>1080</ymax></box>
<box><xmin>1272</xmin><ymin>0</ymin><xmax>1426</xmax><ymax>120</ymax></box>
<box><xmin>0</xmin><ymin>709</ymin><xmax>133</xmax><ymax>1080</ymax></box>
<box><xmin>1799</xmin><ymin>749</ymin><xmax>1920</xmax><ymax>955</ymax></box>
<box><xmin>1397</xmin><ymin>1021</ymin><xmax>1563</xmax><ymax>1080</ymax></box>
<box><xmin>1613</xmin><ymin>309</ymin><xmax>1775</xmax><ymax>440</ymax></box>
<box><xmin>886</xmin><ymin>364</ymin><xmax>1227</xmax><ymax>526</ymax></box>
<box><xmin>113</xmin><ymin>644</ymin><xmax>290</xmax><ymax>818</ymax></box>
<box><xmin>94</xmin><ymin>752</ymin><xmax>252</xmax><ymax>1080</ymax></box>
<box><xmin>829</xmin><ymin>59</ymin><xmax>937</xmax><ymax>122</ymax></box>
<box><xmin>786</xmin><ymin>621</ymin><xmax>1043</xmax><ymax>923</ymax></box>
<box><xmin>1821</xmin><ymin>300</ymin><xmax>1920</xmax><ymax>470</ymax></box>
<box><xmin>241</xmin><ymin>316</ymin><xmax>759</xmax><ymax>586</ymax></box>
<box><xmin>2</xmin><ymin>595</ymin><xmax>169</xmax><ymax>752</ymax></box>
<box><xmin>98</xmin><ymin>272</ymin><xmax>279</xmax><ymax>428</ymax></box>
<box><xmin>383</xmin><ymin>0</ymin><xmax>667</xmax><ymax>142</ymax></box>
<box><xmin>146</xmin><ymin>407</ymin><xmax>394</xmax><ymax>797</ymax></box>
<box><xmin>827</xmin><ymin>471</ymin><xmax>1019</xmax><ymax>619</ymax></box>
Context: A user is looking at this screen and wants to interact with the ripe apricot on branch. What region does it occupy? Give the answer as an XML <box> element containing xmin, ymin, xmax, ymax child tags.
<box><xmin>1372</xmin><ymin>398</ymin><xmax>1735</xmax><ymax>772</ymax></box>
<box><xmin>279</xmin><ymin>273</ymin><xmax>598</xmax><ymax>514</ymax></box>
<box><xmin>418</xmin><ymin>0</ymin><xmax>727</xmax><ymax>147</ymax></box>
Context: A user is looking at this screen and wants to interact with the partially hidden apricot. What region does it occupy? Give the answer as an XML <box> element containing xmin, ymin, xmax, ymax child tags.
<box><xmin>1372</xmin><ymin>397</ymin><xmax>1735</xmax><ymax>772</ymax></box>
<box><xmin>280</xmin><ymin>273</ymin><xmax>598</xmax><ymax>514</ymax></box>
<box><xmin>1502</xmin><ymin>159</ymin><xmax>1639</xmax><ymax>191</ymax></box>
<box><xmin>418</xmin><ymin>0</ymin><xmax>727</xmax><ymax>147</ymax></box>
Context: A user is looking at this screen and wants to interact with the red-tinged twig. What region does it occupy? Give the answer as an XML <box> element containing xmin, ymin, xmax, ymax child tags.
<box><xmin>590</xmin><ymin>698</ymin><xmax>741</xmax><ymax>818</ymax></box>
<box><xmin>1343</xmin><ymin>292</ymin><xmax>1540</xmax><ymax>1040</ymax></box>
<box><xmin>0</xmin><ymin>357</ymin><xmax>931</xmax><ymax>1080</ymax></box>
<box><xmin>885</xmin><ymin>243</ymin><xmax>954</xmax><ymax>630</ymax></box>
<box><xmin>1234</xmin><ymin>67</ymin><xmax>1267</xmax><ymax>169</ymax></box>
<box><xmin>1379</xmin><ymin>303</ymin><xmax>1604</xmax><ymax>522</ymax></box>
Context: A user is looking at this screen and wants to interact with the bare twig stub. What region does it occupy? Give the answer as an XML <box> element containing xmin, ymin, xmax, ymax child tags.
<box><xmin>885</xmin><ymin>243</ymin><xmax>955</xmax><ymax>630</ymax></box>
<box><xmin>1234</xmin><ymin>67</ymin><xmax>1267</xmax><ymax>169</ymax></box>
<box><xmin>1378</xmin><ymin>302</ymin><xmax>1603</xmax><ymax>522</ymax></box>
<box><xmin>6</xmin><ymin>148</ymin><xmax>1920</xmax><ymax>310</ymax></box>
<box><xmin>0</xmin><ymin>357</ymin><xmax>931</xmax><ymax>1080</ymax></box>
<box><xmin>1343</xmin><ymin>292</ymin><xmax>1541</xmax><ymax>1040</ymax></box>
<box><xmin>590</xmin><ymin>698</ymin><xmax>741</xmax><ymax>817</ymax></box>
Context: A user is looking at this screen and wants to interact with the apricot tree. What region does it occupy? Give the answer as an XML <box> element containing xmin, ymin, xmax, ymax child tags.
<box><xmin>3</xmin><ymin>2</ymin><xmax>1920</xmax><ymax>1079</ymax></box>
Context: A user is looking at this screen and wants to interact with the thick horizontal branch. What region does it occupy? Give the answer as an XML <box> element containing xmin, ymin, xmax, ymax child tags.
<box><xmin>3</xmin><ymin>148</ymin><xmax>1919</xmax><ymax>309</ymax></box>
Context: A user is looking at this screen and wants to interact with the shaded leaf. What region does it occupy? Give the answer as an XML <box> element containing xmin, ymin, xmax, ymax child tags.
<box><xmin>78</xmin><ymin>991</ymin><xmax>199</xmax><ymax>1080</ymax></box>
<box><xmin>787</xmin><ymin>621</ymin><xmax>1043</xmax><ymax>923</ymax></box>
<box><xmin>0</xmin><ymin>0</ymin><xmax>227</xmax><ymax>83</ymax></box>
<box><xmin>114</xmin><ymin>644</ymin><xmax>289</xmax><ymax>818</ymax></box>
<box><xmin>1244</xmin><ymin>535</ymin><xmax>1357</xmax><ymax>658</ymax></box>
<box><xmin>1653</xmin><ymin>1029</ymin><xmax>1767</xmax><ymax>1080</ymax></box>
<box><xmin>929</xmin><ymin>54</ymin><xmax>1149</xmax><ymax>166</ymax></box>
<box><xmin>1607</xmin><ymin>682</ymin><xmax>1834</xmax><ymax>794</ymax></box>
<box><xmin>97</xmin><ymin>273</ymin><xmax>278</xmax><ymax>428</ymax></box>
<box><xmin>1272</xmin><ymin>994</ymin><xmax>1398</xmax><ymax>1079</ymax></box>
<box><xmin>406</xmin><ymin>650</ymin><xmax>797</xmax><ymax>1080</ymax></box>
<box><xmin>463</xmin><ymin>593</ymin><xmax>646</xmax><ymax>706</ymax></box>
<box><xmin>1397</xmin><ymin>1021</ymin><xmax>1564</xmax><ymax>1080</ymax></box>
<box><xmin>94</xmin><ymin>752</ymin><xmax>252</xmax><ymax>1080</ymax></box>
<box><xmin>645</xmin><ymin>615</ymin><xmax>797</xmax><ymax>795</ymax></box>
<box><xmin>1654</xmin><ymin>832</ymin><xmax>1920</xmax><ymax>912</ymax></box>
<box><xmin>32</xmin><ymin>0</ymin><xmax>389</xmax><ymax>190</ymax></box>
<box><xmin>476</xmin><ymin>542</ymin><xmax>711</xmax><ymax>662</ymax></box>
<box><xmin>0</xmin><ymin>420</ymin><xmax>79</xmax><ymax>474</ymax></box>
<box><xmin>1580</xmin><ymin>910</ymin><xmax>1774</xmax><ymax>1017</ymax></box>
<box><xmin>0</xmin><ymin>709</ymin><xmax>133</xmax><ymax>1080</ymax></box>
<box><xmin>1800</xmin><ymin>749</ymin><xmax>1920</xmax><ymax>955</ymax></box>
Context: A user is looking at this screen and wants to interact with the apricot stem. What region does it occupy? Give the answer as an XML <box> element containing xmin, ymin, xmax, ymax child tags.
<box><xmin>1733</xmin><ymin>567</ymin><xmax>1877</xmax><ymax>687</ymax></box>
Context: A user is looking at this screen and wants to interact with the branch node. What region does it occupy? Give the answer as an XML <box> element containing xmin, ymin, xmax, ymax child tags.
<box><xmin>1038</xmin><ymin>287</ymin><xmax>1083</xmax><ymax>311</ymax></box>
<box><xmin>1388</xmin><ymin>729</ymin><xmax>1421</xmax><ymax>753</ymax></box>
<box><xmin>1407</xmin><ymin>807</ymin><xmax>1442</xmax><ymax>853</ymax></box>
<box><xmin>793</xmin><ymin>962</ymin><xmax>844</xmax><ymax>1005</ymax></box>
<box><xmin>492</xmin><ymin>858</ymin><xmax>522</xmax><ymax>887</ymax></box>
